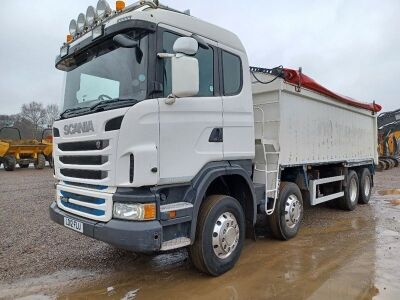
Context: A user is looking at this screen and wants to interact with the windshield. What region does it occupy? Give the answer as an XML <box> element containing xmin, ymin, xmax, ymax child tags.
<box><xmin>61</xmin><ymin>33</ymin><xmax>149</xmax><ymax>113</ymax></box>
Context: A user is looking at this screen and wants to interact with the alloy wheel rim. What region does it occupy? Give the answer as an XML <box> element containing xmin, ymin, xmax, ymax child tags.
<box><xmin>212</xmin><ymin>212</ymin><xmax>240</xmax><ymax>259</ymax></box>
<box><xmin>364</xmin><ymin>175</ymin><xmax>371</xmax><ymax>197</ymax></box>
<box><xmin>350</xmin><ymin>177</ymin><xmax>358</xmax><ymax>203</ymax></box>
<box><xmin>284</xmin><ymin>194</ymin><xmax>302</xmax><ymax>228</ymax></box>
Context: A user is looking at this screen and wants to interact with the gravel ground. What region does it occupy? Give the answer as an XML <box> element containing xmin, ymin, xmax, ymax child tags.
<box><xmin>0</xmin><ymin>167</ymin><xmax>139</xmax><ymax>283</ymax></box>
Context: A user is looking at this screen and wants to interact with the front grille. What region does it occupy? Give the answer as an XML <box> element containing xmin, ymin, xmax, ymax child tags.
<box><xmin>60</xmin><ymin>156</ymin><xmax>108</xmax><ymax>165</ymax></box>
<box><xmin>64</xmin><ymin>181</ymin><xmax>108</xmax><ymax>190</ymax></box>
<box><xmin>58</xmin><ymin>140</ymin><xmax>109</xmax><ymax>151</ymax></box>
<box><xmin>60</xmin><ymin>169</ymin><xmax>107</xmax><ymax>180</ymax></box>
<box><xmin>60</xmin><ymin>200</ymin><xmax>105</xmax><ymax>216</ymax></box>
<box><xmin>60</xmin><ymin>191</ymin><xmax>105</xmax><ymax>205</ymax></box>
<box><xmin>59</xmin><ymin>190</ymin><xmax>106</xmax><ymax>217</ymax></box>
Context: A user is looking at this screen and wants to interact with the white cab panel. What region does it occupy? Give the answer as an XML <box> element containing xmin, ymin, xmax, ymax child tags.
<box><xmin>220</xmin><ymin>44</ymin><xmax>255</xmax><ymax>160</ymax></box>
<box><xmin>115</xmin><ymin>99</ymin><xmax>159</xmax><ymax>187</ymax></box>
<box><xmin>158</xmin><ymin>96</ymin><xmax>223</xmax><ymax>184</ymax></box>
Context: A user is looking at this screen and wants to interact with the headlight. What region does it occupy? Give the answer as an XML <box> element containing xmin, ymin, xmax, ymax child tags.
<box><xmin>69</xmin><ymin>19</ymin><xmax>77</xmax><ymax>36</ymax></box>
<box><xmin>77</xmin><ymin>13</ymin><xmax>87</xmax><ymax>33</ymax></box>
<box><xmin>113</xmin><ymin>203</ymin><xmax>156</xmax><ymax>221</ymax></box>
<box><xmin>86</xmin><ymin>6</ymin><xmax>97</xmax><ymax>26</ymax></box>
<box><xmin>96</xmin><ymin>0</ymin><xmax>112</xmax><ymax>19</ymax></box>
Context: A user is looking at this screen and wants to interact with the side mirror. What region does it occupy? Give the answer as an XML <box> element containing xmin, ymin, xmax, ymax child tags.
<box><xmin>171</xmin><ymin>55</ymin><xmax>199</xmax><ymax>98</ymax></box>
<box><xmin>113</xmin><ymin>34</ymin><xmax>143</xmax><ymax>63</ymax></box>
<box><xmin>173</xmin><ymin>37</ymin><xmax>198</xmax><ymax>56</ymax></box>
<box><xmin>158</xmin><ymin>36</ymin><xmax>200</xmax><ymax>101</ymax></box>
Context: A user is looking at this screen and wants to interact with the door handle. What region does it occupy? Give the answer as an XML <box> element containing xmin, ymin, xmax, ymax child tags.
<box><xmin>209</xmin><ymin>128</ymin><xmax>223</xmax><ymax>143</ymax></box>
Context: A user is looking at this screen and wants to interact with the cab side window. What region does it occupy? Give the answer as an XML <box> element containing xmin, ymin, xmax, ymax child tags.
<box><xmin>222</xmin><ymin>51</ymin><xmax>242</xmax><ymax>96</ymax></box>
<box><xmin>162</xmin><ymin>31</ymin><xmax>214</xmax><ymax>97</ymax></box>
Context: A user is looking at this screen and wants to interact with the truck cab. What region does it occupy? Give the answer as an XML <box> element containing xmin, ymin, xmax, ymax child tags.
<box><xmin>51</xmin><ymin>0</ymin><xmax>257</xmax><ymax>276</ymax></box>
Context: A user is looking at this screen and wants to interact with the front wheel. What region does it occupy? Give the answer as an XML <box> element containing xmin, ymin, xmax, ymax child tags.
<box><xmin>268</xmin><ymin>182</ymin><xmax>303</xmax><ymax>240</ymax></box>
<box><xmin>3</xmin><ymin>155</ymin><xmax>16</xmax><ymax>171</ymax></box>
<box><xmin>189</xmin><ymin>195</ymin><xmax>245</xmax><ymax>276</ymax></box>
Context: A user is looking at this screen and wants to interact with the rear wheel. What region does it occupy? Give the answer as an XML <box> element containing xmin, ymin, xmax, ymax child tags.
<box><xmin>358</xmin><ymin>168</ymin><xmax>372</xmax><ymax>204</ymax></box>
<box><xmin>34</xmin><ymin>154</ymin><xmax>46</xmax><ymax>169</ymax></box>
<box><xmin>189</xmin><ymin>195</ymin><xmax>245</xmax><ymax>276</ymax></box>
<box><xmin>338</xmin><ymin>170</ymin><xmax>359</xmax><ymax>211</ymax></box>
<box><xmin>3</xmin><ymin>155</ymin><xmax>16</xmax><ymax>171</ymax></box>
<box><xmin>268</xmin><ymin>182</ymin><xmax>303</xmax><ymax>240</ymax></box>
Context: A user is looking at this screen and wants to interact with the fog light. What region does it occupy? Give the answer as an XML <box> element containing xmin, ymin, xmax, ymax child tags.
<box><xmin>113</xmin><ymin>203</ymin><xmax>156</xmax><ymax>221</ymax></box>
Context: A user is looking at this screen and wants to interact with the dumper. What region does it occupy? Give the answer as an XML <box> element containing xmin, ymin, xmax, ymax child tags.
<box><xmin>0</xmin><ymin>127</ymin><xmax>53</xmax><ymax>171</ymax></box>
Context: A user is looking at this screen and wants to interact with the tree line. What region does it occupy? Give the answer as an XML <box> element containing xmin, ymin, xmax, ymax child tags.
<box><xmin>0</xmin><ymin>101</ymin><xmax>60</xmax><ymax>140</ymax></box>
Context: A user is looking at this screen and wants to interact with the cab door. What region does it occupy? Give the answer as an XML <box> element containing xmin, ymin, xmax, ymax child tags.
<box><xmin>157</xmin><ymin>25</ymin><xmax>223</xmax><ymax>184</ymax></box>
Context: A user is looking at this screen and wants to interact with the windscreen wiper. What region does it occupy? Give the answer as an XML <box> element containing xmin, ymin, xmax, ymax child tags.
<box><xmin>89</xmin><ymin>98</ymin><xmax>138</xmax><ymax>111</ymax></box>
<box><xmin>60</xmin><ymin>106</ymin><xmax>87</xmax><ymax>119</ymax></box>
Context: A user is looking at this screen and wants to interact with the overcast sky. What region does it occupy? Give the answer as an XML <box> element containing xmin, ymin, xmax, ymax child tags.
<box><xmin>1</xmin><ymin>0</ymin><xmax>399</xmax><ymax>115</ymax></box>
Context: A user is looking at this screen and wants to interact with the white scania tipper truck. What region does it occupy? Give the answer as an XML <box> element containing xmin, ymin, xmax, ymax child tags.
<box><xmin>50</xmin><ymin>0</ymin><xmax>381</xmax><ymax>275</ymax></box>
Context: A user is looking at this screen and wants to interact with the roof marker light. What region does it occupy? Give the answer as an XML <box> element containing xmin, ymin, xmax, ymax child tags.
<box><xmin>116</xmin><ymin>1</ymin><xmax>125</xmax><ymax>11</ymax></box>
<box><xmin>77</xmin><ymin>13</ymin><xmax>87</xmax><ymax>33</ymax></box>
<box><xmin>69</xmin><ymin>19</ymin><xmax>77</xmax><ymax>36</ymax></box>
<box><xmin>96</xmin><ymin>0</ymin><xmax>112</xmax><ymax>19</ymax></box>
<box><xmin>86</xmin><ymin>6</ymin><xmax>97</xmax><ymax>26</ymax></box>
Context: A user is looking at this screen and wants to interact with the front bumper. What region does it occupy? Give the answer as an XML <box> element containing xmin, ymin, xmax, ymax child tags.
<box><xmin>49</xmin><ymin>201</ymin><xmax>162</xmax><ymax>252</ymax></box>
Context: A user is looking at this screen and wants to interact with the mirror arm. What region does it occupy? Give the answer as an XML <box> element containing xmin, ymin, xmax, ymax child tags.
<box><xmin>165</xmin><ymin>94</ymin><xmax>176</xmax><ymax>105</ymax></box>
<box><xmin>157</xmin><ymin>53</ymin><xmax>175</xmax><ymax>59</ymax></box>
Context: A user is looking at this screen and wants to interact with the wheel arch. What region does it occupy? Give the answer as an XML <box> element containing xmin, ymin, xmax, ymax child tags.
<box><xmin>189</xmin><ymin>161</ymin><xmax>256</xmax><ymax>241</ymax></box>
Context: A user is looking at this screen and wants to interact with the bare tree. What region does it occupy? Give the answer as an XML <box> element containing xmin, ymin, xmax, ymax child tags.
<box><xmin>45</xmin><ymin>104</ymin><xmax>60</xmax><ymax>127</ymax></box>
<box><xmin>21</xmin><ymin>102</ymin><xmax>46</xmax><ymax>138</ymax></box>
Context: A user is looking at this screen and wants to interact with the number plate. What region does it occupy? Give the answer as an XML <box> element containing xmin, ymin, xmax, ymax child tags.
<box><xmin>64</xmin><ymin>217</ymin><xmax>83</xmax><ymax>233</ymax></box>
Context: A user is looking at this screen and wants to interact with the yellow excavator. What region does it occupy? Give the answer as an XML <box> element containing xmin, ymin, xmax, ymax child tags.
<box><xmin>0</xmin><ymin>127</ymin><xmax>53</xmax><ymax>171</ymax></box>
<box><xmin>377</xmin><ymin>109</ymin><xmax>400</xmax><ymax>170</ymax></box>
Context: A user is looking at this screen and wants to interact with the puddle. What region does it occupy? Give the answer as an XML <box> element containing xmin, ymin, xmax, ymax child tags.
<box><xmin>388</xmin><ymin>199</ymin><xmax>400</xmax><ymax>206</ymax></box>
<box><xmin>378</xmin><ymin>189</ymin><xmax>400</xmax><ymax>196</ymax></box>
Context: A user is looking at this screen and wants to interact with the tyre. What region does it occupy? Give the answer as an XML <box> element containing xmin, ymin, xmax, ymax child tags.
<box><xmin>34</xmin><ymin>154</ymin><xmax>46</xmax><ymax>169</ymax></box>
<box><xmin>3</xmin><ymin>155</ymin><xmax>17</xmax><ymax>171</ymax></box>
<box><xmin>338</xmin><ymin>170</ymin><xmax>359</xmax><ymax>211</ymax></box>
<box><xmin>19</xmin><ymin>163</ymin><xmax>30</xmax><ymax>168</ymax></box>
<box><xmin>359</xmin><ymin>168</ymin><xmax>372</xmax><ymax>204</ymax></box>
<box><xmin>189</xmin><ymin>195</ymin><xmax>245</xmax><ymax>276</ymax></box>
<box><xmin>268</xmin><ymin>182</ymin><xmax>303</xmax><ymax>240</ymax></box>
<box><xmin>48</xmin><ymin>155</ymin><xmax>54</xmax><ymax>168</ymax></box>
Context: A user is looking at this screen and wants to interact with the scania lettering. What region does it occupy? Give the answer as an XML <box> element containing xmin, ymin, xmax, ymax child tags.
<box><xmin>49</xmin><ymin>0</ymin><xmax>381</xmax><ymax>276</ymax></box>
<box><xmin>64</xmin><ymin>121</ymin><xmax>95</xmax><ymax>135</ymax></box>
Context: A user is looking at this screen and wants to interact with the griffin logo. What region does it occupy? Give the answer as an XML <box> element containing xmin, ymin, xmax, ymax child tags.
<box><xmin>64</xmin><ymin>121</ymin><xmax>95</xmax><ymax>135</ymax></box>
